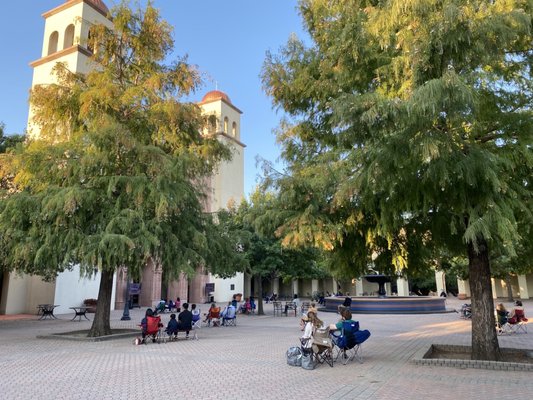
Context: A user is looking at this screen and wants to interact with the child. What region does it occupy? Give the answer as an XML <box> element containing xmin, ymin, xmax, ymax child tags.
<box><xmin>191</xmin><ymin>303</ymin><xmax>201</xmax><ymax>326</ymax></box>
<box><xmin>175</xmin><ymin>297</ymin><xmax>181</xmax><ymax>313</ymax></box>
<box><xmin>166</xmin><ymin>313</ymin><xmax>179</xmax><ymax>340</ymax></box>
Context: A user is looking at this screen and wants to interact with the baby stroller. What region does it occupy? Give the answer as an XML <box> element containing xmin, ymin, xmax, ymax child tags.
<box><xmin>460</xmin><ymin>303</ymin><xmax>472</xmax><ymax>319</ymax></box>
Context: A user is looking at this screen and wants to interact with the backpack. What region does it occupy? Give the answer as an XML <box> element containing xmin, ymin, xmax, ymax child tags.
<box><xmin>286</xmin><ymin>346</ymin><xmax>302</xmax><ymax>367</ymax></box>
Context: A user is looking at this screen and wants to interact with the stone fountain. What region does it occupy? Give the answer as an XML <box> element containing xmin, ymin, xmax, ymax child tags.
<box><xmin>324</xmin><ymin>274</ymin><xmax>448</xmax><ymax>314</ymax></box>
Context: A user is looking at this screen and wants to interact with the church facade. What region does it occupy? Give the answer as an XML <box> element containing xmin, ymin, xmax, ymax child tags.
<box><xmin>0</xmin><ymin>0</ymin><xmax>248</xmax><ymax>315</ymax></box>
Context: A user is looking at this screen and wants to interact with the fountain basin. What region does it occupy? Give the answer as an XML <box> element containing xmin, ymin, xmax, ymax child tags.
<box><xmin>325</xmin><ymin>296</ymin><xmax>447</xmax><ymax>314</ymax></box>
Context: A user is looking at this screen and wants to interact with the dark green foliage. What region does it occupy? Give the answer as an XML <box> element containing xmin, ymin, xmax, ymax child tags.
<box><xmin>262</xmin><ymin>0</ymin><xmax>533</xmax><ymax>360</ymax></box>
<box><xmin>0</xmin><ymin>3</ymin><xmax>234</xmax><ymax>336</ymax></box>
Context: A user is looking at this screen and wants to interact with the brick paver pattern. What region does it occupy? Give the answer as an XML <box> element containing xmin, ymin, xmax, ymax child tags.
<box><xmin>0</xmin><ymin>298</ymin><xmax>531</xmax><ymax>399</ymax></box>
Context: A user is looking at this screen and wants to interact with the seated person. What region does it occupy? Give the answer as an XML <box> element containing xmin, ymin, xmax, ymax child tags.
<box><xmin>330</xmin><ymin>309</ymin><xmax>371</xmax><ymax>346</ymax></box>
<box><xmin>496</xmin><ymin>303</ymin><xmax>508</xmax><ymax>328</ymax></box>
<box><xmin>230</xmin><ymin>295</ymin><xmax>239</xmax><ymax>309</ymax></box>
<box><xmin>204</xmin><ymin>303</ymin><xmax>221</xmax><ymax>326</ymax></box>
<box><xmin>300</xmin><ymin>311</ymin><xmax>323</xmax><ymax>351</ymax></box>
<box><xmin>241</xmin><ymin>297</ymin><xmax>252</xmax><ymax>314</ymax></box>
<box><xmin>154</xmin><ymin>299</ymin><xmax>166</xmax><ymax>314</ymax></box>
<box><xmin>166</xmin><ymin>299</ymin><xmax>174</xmax><ymax>312</ymax></box>
<box><xmin>338</xmin><ymin>296</ymin><xmax>352</xmax><ymax>315</ymax></box>
<box><xmin>140</xmin><ymin>308</ymin><xmax>163</xmax><ymax>343</ymax></box>
<box><xmin>140</xmin><ymin>308</ymin><xmax>153</xmax><ymax>339</ymax></box>
<box><xmin>508</xmin><ymin>300</ymin><xmax>527</xmax><ymax>323</ymax></box>
<box><xmin>221</xmin><ymin>302</ymin><xmax>236</xmax><ymax>324</ymax></box>
<box><xmin>284</xmin><ymin>294</ymin><xmax>300</xmax><ymax>314</ymax></box>
<box><xmin>177</xmin><ymin>303</ymin><xmax>193</xmax><ymax>337</ymax></box>
<box><xmin>166</xmin><ymin>313</ymin><xmax>179</xmax><ymax>338</ymax></box>
<box><xmin>191</xmin><ymin>303</ymin><xmax>201</xmax><ymax>325</ymax></box>
<box><xmin>300</xmin><ymin>302</ymin><xmax>319</xmax><ymax>330</ymax></box>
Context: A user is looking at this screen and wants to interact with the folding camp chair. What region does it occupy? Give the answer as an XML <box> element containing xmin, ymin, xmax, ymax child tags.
<box><xmin>507</xmin><ymin>309</ymin><xmax>528</xmax><ymax>334</ymax></box>
<box><xmin>311</xmin><ymin>328</ymin><xmax>334</xmax><ymax>367</ymax></box>
<box><xmin>331</xmin><ymin>321</ymin><xmax>371</xmax><ymax>364</ymax></box>
<box><xmin>222</xmin><ymin>306</ymin><xmax>237</xmax><ymax>326</ymax></box>
<box><xmin>273</xmin><ymin>301</ymin><xmax>283</xmax><ymax>316</ymax></box>
<box><xmin>208</xmin><ymin>307</ymin><xmax>221</xmax><ymax>327</ymax></box>
<box><xmin>141</xmin><ymin>315</ymin><xmax>163</xmax><ymax>344</ymax></box>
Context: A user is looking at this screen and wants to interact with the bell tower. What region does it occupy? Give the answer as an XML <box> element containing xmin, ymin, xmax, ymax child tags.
<box><xmin>197</xmin><ymin>90</ymin><xmax>246</xmax><ymax>303</ymax></box>
<box><xmin>27</xmin><ymin>0</ymin><xmax>112</xmax><ymax>137</ymax></box>
<box><xmin>198</xmin><ymin>90</ymin><xmax>245</xmax><ymax>212</ymax></box>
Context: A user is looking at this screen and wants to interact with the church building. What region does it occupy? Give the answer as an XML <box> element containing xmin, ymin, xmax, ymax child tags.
<box><xmin>0</xmin><ymin>0</ymin><xmax>248</xmax><ymax>315</ymax></box>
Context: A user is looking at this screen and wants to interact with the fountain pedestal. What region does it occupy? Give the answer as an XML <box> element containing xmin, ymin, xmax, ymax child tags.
<box><xmin>364</xmin><ymin>274</ymin><xmax>391</xmax><ymax>298</ymax></box>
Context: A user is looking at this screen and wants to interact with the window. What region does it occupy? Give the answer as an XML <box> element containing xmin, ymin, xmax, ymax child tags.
<box><xmin>48</xmin><ymin>31</ymin><xmax>59</xmax><ymax>55</ymax></box>
<box><xmin>87</xmin><ymin>27</ymin><xmax>95</xmax><ymax>53</ymax></box>
<box><xmin>224</xmin><ymin>117</ymin><xmax>228</xmax><ymax>133</ymax></box>
<box><xmin>230</xmin><ymin>284</ymin><xmax>235</xmax><ymax>291</ymax></box>
<box><xmin>232</xmin><ymin>122</ymin><xmax>237</xmax><ymax>137</ymax></box>
<box><xmin>208</xmin><ymin>115</ymin><xmax>217</xmax><ymax>134</ymax></box>
<box><xmin>64</xmin><ymin>24</ymin><xmax>75</xmax><ymax>49</ymax></box>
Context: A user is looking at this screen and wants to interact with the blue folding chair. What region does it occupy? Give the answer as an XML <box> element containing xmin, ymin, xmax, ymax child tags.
<box><xmin>331</xmin><ymin>321</ymin><xmax>371</xmax><ymax>364</ymax></box>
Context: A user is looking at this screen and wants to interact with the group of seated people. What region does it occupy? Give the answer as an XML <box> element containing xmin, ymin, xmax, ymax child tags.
<box><xmin>202</xmin><ymin>301</ymin><xmax>239</xmax><ymax>326</ymax></box>
<box><xmin>154</xmin><ymin>297</ymin><xmax>182</xmax><ymax>314</ymax></box>
<box><xmin>140</xmin><ymin>302</ymin><xmax>200</xmax><ymax>343</ymax></box>
<box><xmin>238</xmin><ymin>297</ymin><xmax>256</xmax><ymax>314</ymax></box>
<box><xmin>496</xmin><ymin>300</ymin><xmax>528</xmax><ymax>332</ymax></box>
<box><xmin>300</xmin><ymin>306</ymin><xmax>371</xmax><ymax>364</ymax></box>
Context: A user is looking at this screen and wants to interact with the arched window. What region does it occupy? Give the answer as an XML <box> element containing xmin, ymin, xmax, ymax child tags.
<box><xmin>48</xmin><ymin>31</ymin><xmax>59</xmax><ymax>55</ymax></box>
<box><xmin>64</xmin><ymin>24</ymin><xmax>75</xmax><ymax>49</ymax></box>
<box><xmin>232</xmin><ymin>122</ymin><xmax>237</xmax><ymax>137</ymax></box>
<box><xmin>224</xmin><ymin>117</ymin><xmax>229</xmax><ymax>133</ymax></box>
<box><xmin>208</xmin><ymin>115</ymin><xmax>217</xmax><ymax>134</ymax></box>
<box><xmin>87</xmin><ymin>26</ymin><xmax>95</xmax><ymax>53</ymax></box>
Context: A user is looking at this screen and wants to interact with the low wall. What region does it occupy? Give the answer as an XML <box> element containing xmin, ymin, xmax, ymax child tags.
<box><xmin>325</xmin><ymin>296</ymin><xmax>447</xmax><ymax>314</ymax></box>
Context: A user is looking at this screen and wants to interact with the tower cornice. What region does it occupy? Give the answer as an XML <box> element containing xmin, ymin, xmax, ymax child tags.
<box><xmin>43</xmin><ymin>0</ymin><xmax>110</xmax><ymax>20</ymax></box>
<box><xmin>29</xmin><ymin>45</ymin><xmax>92</xmax><ymax>68</ymax></box>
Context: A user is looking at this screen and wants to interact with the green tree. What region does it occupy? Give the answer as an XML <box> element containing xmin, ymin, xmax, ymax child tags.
<box><xmin>262</xmin><ymin>0</ymin><xmax>532</xmax><ymax>360</ymax></box>
<box><xmin>0</xmin><ymin>123</ymin><xmax>24</xmax><ymax>154</ymax></box>
<box><xmin>216</xmin><ymin>191</ymin><xmax>328</xmax><ymax>315</ymax></box>
<box><xmin>0</xmin><ymin>123</ymin><xmax>25</xmax><ymax>192</ymax></box>
<box><xmin>0</xmin><ymin>2</ymin><xmax>232</xmax><ymax>337</ymax></box>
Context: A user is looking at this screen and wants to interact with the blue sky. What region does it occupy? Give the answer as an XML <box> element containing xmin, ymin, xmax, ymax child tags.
<box><xmin>0</xmin><ymin>0</ymin><xmax>307</xmax><ymax>197</ymax></box>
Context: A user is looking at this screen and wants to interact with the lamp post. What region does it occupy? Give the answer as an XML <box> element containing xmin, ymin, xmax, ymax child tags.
<box><xmin>121</xmin><ymin>269</ymin><xmax>131</xmax><ymax>321</ymax></box>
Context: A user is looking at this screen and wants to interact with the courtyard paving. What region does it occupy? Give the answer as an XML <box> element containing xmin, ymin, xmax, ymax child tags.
<box><xmin>0</xmin><ymin>298</ymin><xmax>531</xmax><ymax>400</ymax></box>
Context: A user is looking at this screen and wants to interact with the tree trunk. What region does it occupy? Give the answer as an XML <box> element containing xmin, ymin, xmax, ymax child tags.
<box><xmin>504</xmin><ymin>275</ymin><xmax>514</xmax><ymax>302</ymax></box>
<box><xmin>256</xmin><ymin>275</ymin><xmax>264</xmax><ymax>315</ymax></box>
<box><xmin>467</xmin><ymin>238</ymin><xmax>501</xmax><ymax>361</ymax></box>
<box><xmin>88</xmin><ymin>269</ymin><xmax>114</xmax><ymax>337</ymax></box>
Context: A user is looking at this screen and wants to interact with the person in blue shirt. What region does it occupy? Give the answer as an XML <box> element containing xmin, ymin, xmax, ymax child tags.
<box><xmin>166</xmin><ymin>313</ymin><xmax>179</xmax><ymax>339</ymax></box>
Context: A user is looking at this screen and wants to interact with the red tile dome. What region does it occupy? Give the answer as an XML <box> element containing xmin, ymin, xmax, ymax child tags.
<box><xmin>201</xmin><ymin>90</ymin><xmax>232</xmax><ymax>105</ymax></box>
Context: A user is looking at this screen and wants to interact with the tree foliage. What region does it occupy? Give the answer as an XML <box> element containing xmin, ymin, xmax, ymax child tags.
<box><xmin>0</xmin><ymin>2</ymin><xmax>234</xmax><ymax>336</ymax></box>
<box><xmin>262</xmin><ymin>0</ymin><xmax>533</xmax><ymax>360</ymax></box>
<box><xmin>214</xmin><ymin>190</ymin><xmax>328</xmax><ymax>314</ymax></box>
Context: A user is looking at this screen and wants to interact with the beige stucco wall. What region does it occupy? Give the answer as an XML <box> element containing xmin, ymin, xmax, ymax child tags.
<box><xmin>211</xmin><ymin>137</ymin><xmax>245</xmax><ymax>211</ymax></box>
<box><xmin>2</xmin><ymin>272</ymin><xmax>55</xmax><ymax>314</ymax></box>
<box><xmin>28</xmin><ymin>1</ymin><xmax>112</xmax><ymax>138</ymax></box>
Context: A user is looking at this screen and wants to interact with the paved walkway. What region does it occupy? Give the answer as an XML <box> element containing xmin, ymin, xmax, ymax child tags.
<box><xmin>0</xmin><ymin>298</ymin><xmax>531</xmax><ymax>400</ymax></box>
